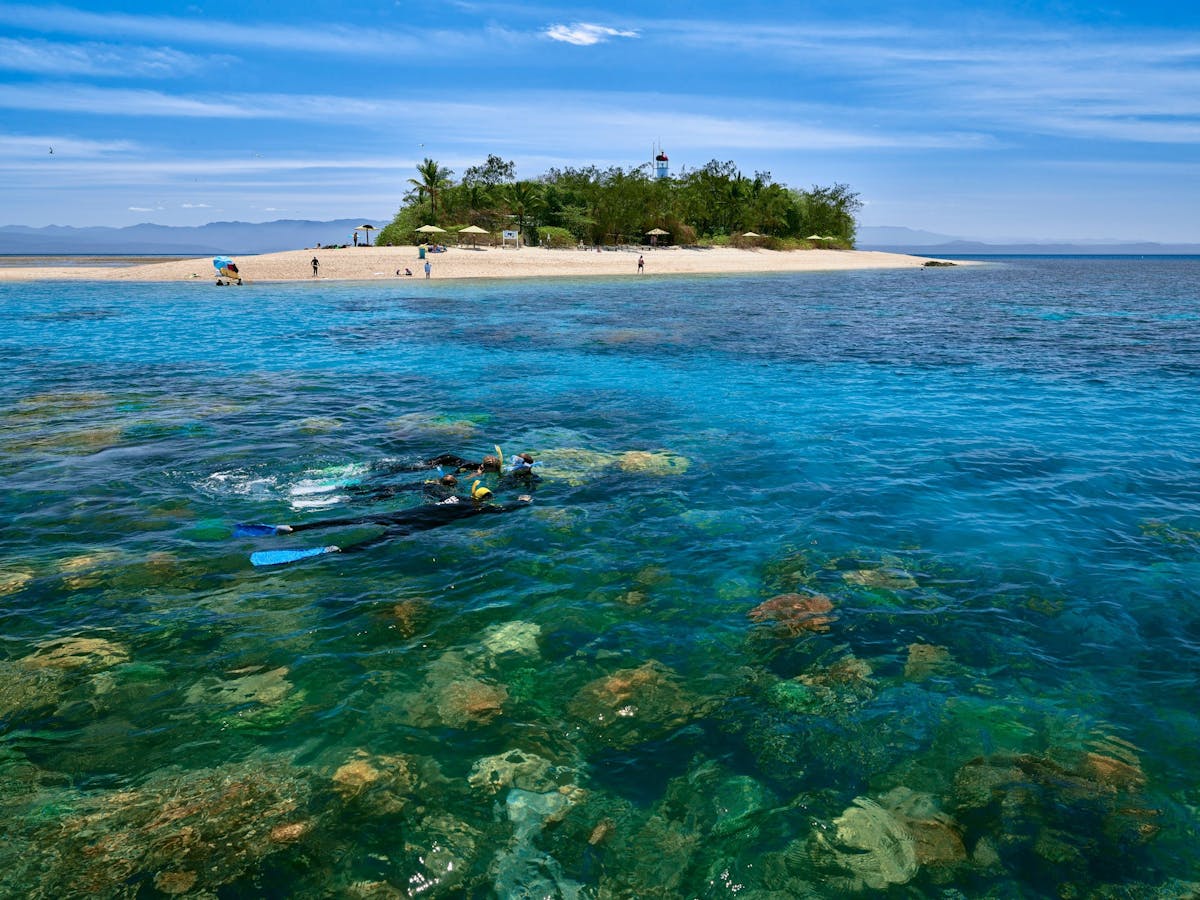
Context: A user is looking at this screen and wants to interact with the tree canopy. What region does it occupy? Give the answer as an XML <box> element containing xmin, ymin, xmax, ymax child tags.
<box><xmin>378</xmin><ymin>155</ymin><xmax>862</xmax><ymax>248</ymax></box>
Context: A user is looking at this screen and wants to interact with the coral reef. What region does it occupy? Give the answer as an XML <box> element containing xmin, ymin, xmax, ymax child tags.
<box><xmin>567</xmin><ymin>661</ymin><xmax>709</xmax><ymax>748</ymax></box>
<box><xmin>748</xmin><ymin>593</ymin><xmax>836</xmax><ymax>636</ymax></box>
<box><xmin>1</xmin><ymin>754</ymin><xmax>315</xmax><ymax>896</ymax></box>
<box><xmin>468</xmin><ymin>749</ymin><xmax>558</xmax><ymax>795</ymax></box>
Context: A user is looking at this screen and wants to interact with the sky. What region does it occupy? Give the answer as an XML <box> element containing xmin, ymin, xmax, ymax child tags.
<box><xmin>1</xmin><ymin>0</ymin><xmax>1198</xmax><ymax>241</ymax></box>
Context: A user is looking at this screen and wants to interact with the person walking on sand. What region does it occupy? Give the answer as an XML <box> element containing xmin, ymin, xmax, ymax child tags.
<box><xmin>311</xmin><ymin>256</ymin><xmax>320</xmax><ymax>277</ymax></box>
<box><xmin>637</xmin><ymin>254</ymin><xmax>645</xmax><ymax>274</ymax></box>
<box><xmin>424</xmin><ymin>260</ymin><xmax>431</xmax><ymax>279</ymax></box>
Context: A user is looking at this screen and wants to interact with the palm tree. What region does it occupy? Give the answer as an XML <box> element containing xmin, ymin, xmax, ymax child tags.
<box><xmin>503</xmin><ymin>181</ymin><xmax>545</xmax><ymax>241</ymax></box>
<box><xmin>408</xmin><ymin>157</ymin><xmax>453</xmax><ymax>222</ymax></box>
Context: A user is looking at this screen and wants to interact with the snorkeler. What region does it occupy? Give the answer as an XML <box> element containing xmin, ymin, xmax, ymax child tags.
<box><xmin>239</xmin><ymin>493</ymin><xmax>532</xmax><ymax>565</ymax></box>
<box><xmin>371</xmin><ymin>452</ymin><xmax>502</xmax><ymax>477</ymax></box>
<box><xmin>344</xmin><ymin>473</ymin><xmax>459</xmax><ymax>503</ymax></box>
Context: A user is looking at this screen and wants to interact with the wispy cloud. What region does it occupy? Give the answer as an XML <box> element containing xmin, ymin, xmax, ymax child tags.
<box><xmin>0</xmin><ymin>37</ymin><xmax>213</xmax><ymax>77</ymax></box>
<box><xmin>0</xmin><ymin>133</ymin><xmax>141</xmax><ymax>156</ymax></box>
<box><xmin>543</xmin><ymin>23</ymin><xmax>638</xmax><ymax>46</ymax></box>
<box><xmin>0</xmin><ymin>83</ymin><xmax>991</xmax><ymax>153</ymax></box>
<box><xmin>0</xmin><ymin>2</ymin><xmax>484</xmax><ymax>57</ymax></box>
<box><xmin>651</xmin><ymin>17</ymin><xmax>1200</xmax><ymax>145</ymax></box>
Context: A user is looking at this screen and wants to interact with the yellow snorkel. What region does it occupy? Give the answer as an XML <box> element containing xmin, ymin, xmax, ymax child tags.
<box><xmin>471</xmin><ymin>480</ymin><xmax>493</xmax><ymax>501</ymax></box>
<box><xmin>494</xmin><ymin>444</ymin><xmax>504</xmax><ymax>471</ymax></box>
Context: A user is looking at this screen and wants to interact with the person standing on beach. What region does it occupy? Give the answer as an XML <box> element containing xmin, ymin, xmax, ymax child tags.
<box><xmin>311</xmin><ymin>256</ymin><xmax>320</xmax><ymax>277</ymax></box>
<box><xmin>637</xmin><ymin>255</ymin><xmax>645</xmax><ymax>274</ymax></box>
<box><xmin>424</xmin><ymin>260</ymin><xmax>431</xmax><ymax>279</ymax></box>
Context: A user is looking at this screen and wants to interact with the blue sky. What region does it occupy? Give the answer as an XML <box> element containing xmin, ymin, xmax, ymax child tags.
<box><xmin>2</xmin><ymin>0</ymin><xmax>1198</xmax><ymax>240</ymax></box>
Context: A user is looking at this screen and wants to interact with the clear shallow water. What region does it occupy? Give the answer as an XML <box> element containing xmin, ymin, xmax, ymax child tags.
<box><xmin>1</xmin><ymin>258</ymin><xmax>1199</xmax><ymax>897</ymax></box>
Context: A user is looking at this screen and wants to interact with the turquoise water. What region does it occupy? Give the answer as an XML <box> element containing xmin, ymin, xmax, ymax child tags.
<box><xmin>2</xmin><ymin>258</ymin><xmax>1199</xmax><ymax>897</ymax></box>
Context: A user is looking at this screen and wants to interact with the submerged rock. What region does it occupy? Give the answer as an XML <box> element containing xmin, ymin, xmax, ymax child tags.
<box><xmin>4</xmin><ymin>754</ymin><xmax>314</xmax><ymax>896</ymax></box>
<box><xmin>56</xmin><ymin>550</ymin><xmax>123</xmax><ymax>590</ymax></box>
<box><xmin>0</xmin><ymin>569</ymin><xmax>33</xmax><ymax>596</ymax></box>
<box><xmin>809</xmin><ymin>796</ymin><xmax>919</xmax><ymax>891</ymax></box>
<box><xmin>951</xmin><ymin>746</ymin><xmax>1161</xmax><ymax>876</ymax></box>
<box><xmin>386</xmin><ymin>411</ymin><xmax>485</xmax><ymax>440</ymax></box>
<box><xmin>841</xmin><ymin>566</ymin><xmax>917</xmax><ymax>591</ymax></box>
<box><xmin>567</xmin><ymin>660</ymin><xmax>708</xmax><ymax>748</ymax></box>
<box><xmin>21</xmin><ymin>635</ymin><xmax>130</xmax><ymax>671</ymax></box>
<box><xmin>904</xmin><ymin>643</ymin><xmax>953</xmax><ymax>681</ymax></box>
<box><xmin>435</xmin><ymin>677</ymin><xmax>508</xmax><ymax>729</ymax></box>
<box><xmin>616</xmin><ymin>450</ymin><xmax>690</xmax><ymax>476</ymax></box>
<box><xmin>480</xmin><ymin>620</ymin><xmax>542</xmax><ymax>659</ymax></box>
<box><xmin>748</xmin><ymin>593</ymin><xmax>836</xmax><ymax>636</ymax></box>
<box><xmin>386</xmin><ymin>597</ymin><xmax>430</xmax><ymax>638</ymax></box>
<box><xmin>184</xmin><ymin>665</ymin><xmax>306</xmax><ymax>731</ymax></box>
<box><xmin>468</xmin><ymin>749</ymin><xmax>558</xmax><ymax>795</ymax></box>
<box><xmin>331</xmin><ymin>750</ymin><xmax>418</xmax><ymax>815</ymax></box>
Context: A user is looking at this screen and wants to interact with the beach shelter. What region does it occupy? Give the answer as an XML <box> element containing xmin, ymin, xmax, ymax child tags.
<box><xmin>646</xmin><ymin>226</ymin><xmax>669</xmax><ymax>247</ymax></box>
<box><xmin>458</xmin><ymin>224</ymin><xmax>489</xmax><ymax>248</ymax></box>
<box><xmin>357</xmin><ymin>224</ymin><xmax>376</xmax><ymax>246</ymax></box>
<box><xmin>415</xmin><ymin>225</ymin><xmax>446</xmax><ymax>234</ymax></box>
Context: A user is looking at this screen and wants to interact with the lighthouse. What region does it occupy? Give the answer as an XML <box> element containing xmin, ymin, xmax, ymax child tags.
<box><xmin>653</xmin><ymin>146</ymin><xmax>669</xmax><ymax>180</ymax></box>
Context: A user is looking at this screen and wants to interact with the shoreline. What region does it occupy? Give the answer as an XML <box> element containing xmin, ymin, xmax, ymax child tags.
<box><xmin>0</xmin><ymin>245</ymin><xmax>958</xmax><ymax>284</ymax></box>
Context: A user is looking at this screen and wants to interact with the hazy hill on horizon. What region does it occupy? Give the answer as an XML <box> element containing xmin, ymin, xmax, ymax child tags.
<box><xmin>856</xmin><ymin>225</ymin><xmax>1200</xmax><ymax>255</ymax></box>
<box><xmin>0</xmin><ymin>219</ymin><xmax>386</xmax><ymax>255</ymax></box>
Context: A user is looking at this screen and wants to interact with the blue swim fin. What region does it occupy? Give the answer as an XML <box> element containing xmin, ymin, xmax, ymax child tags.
<box><xmin>250</xmin><ymin>545</ymin><xmax>339</xmax><ymax>566</ymax></box>
<box><xmin>235</xmin><ymin>522</ymin><xmax>288</xmax><ymax>537</ymax></box>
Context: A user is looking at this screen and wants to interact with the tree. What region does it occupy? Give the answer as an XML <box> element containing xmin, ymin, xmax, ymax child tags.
<box><xmin>795</xmin><ymin>183</ymin><xmax>863</xmax><ymax>242</ymax></box>
<box><xmin>382</xmin><ymin>151</ymin><xmax>864</xmax><ymax>248</ymax></box>
<box><xmin>462</xmin><ymin>154</ymin><xmax>516</xmax><ymax>187</ymax></box>
<box><xmin>503</xmin><ymin>181</ymin><xmax>545</xmax><ymax>242</ymax></box>
<box><xmin>407</xmin><ymin>157</ymin><xmax>453</xmax><ymax>222</ymax></box>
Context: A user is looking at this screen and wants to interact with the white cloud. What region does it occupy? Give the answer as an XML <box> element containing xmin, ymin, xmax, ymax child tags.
<box><xmin>543</xmin><ymin>23</ymin><xmax>638</xmax><ymax>46</ymax></box>
<box><xmin>181</xmin><ymin>202</ymin><xmax>211</xmax><ymax>208</ymax></box>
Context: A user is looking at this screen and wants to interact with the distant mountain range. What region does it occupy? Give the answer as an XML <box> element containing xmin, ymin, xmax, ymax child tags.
<box><xmin>857</xmin><ymin>226</ymin><xmax>1200</xmax><ymax>255</ymax></box>
<box><xmin>2</xmin><ymin>220</ymin><xmax>1197</xmax><ymax>256</ymax></box>
<box><xmin>0</xmin><ymin>219</ymin><xmax>387</xmax><ymax>255</ymax></box>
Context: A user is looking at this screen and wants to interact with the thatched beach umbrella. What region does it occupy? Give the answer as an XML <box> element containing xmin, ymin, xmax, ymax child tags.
<box><xmin>742</xmin><ymin>231</ymin><xmax>761</xmax><ymax>238</ymax></box>
<box><xmin>415</xmin><ymin>224</ymin><xmax>446</xmax><ymax>235</ymax></box>
<box><xmin>458</xmin><ymin>224</ymin><xmax>489</xmax><ymax>248</ymax></box>
<box><xmin>646</xmin><ymin>227</ymin><xmax>669</xmax><ymax>247</ymax></box>
<box><xmin>357</xmin><ymin>224</ymin><xmax>376</xmax><ymax>246</ymax></box>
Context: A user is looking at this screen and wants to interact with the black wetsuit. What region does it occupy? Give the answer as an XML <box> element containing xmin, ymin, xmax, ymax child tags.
<box><xmin>374</xmin><ymin>454</ymin><xmax>495</xmax><ymax>475</ymax></box>
<box><xmin>344</xmin><ymin>479</ymin><xmax>456</xmax><ymax>503</ymax></box>
<box><xmin>288</xmin><ymin>498</ymin><xmax>528</xmax><ymax>551</ymax></box>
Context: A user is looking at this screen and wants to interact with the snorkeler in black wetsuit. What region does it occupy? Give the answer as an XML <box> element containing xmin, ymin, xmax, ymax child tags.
<box><xmin>269</xmin><ymin>494</ymin><xmax>532</xmax><ymax>553</ymax></box>
<box><xmin>345</xmin><ymin>473</ymin><xmax>460</xmax><ymax>503</ymax></box>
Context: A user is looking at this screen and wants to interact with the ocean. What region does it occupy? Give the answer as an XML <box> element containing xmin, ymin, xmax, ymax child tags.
<box><xmin>1</xmin><ymin>257</ymin><xmax>1198</xmax><ymax>897</ymax></box>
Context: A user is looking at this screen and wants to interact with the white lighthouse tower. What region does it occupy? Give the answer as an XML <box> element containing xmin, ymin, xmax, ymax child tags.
<box><xmin>653</xmin><ymin>144</ymin><xmax>669</xmax><ymax>180</ymax></box>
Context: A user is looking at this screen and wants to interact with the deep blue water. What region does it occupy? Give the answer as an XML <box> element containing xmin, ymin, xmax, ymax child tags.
<box><xmin>1</xmin><ymin>257</ymin><xmax>1198</xmax><ymax>897</ymax></box>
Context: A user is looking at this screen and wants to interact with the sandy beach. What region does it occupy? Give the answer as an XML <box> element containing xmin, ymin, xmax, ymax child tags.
<box><xmin>0</xmin><ymin>244</ymin><xmax>953</xmax><ymax>283</ymax></box>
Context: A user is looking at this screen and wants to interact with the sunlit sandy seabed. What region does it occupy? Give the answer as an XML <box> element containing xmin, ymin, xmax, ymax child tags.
<box><xmin>2</xmin><ymin>259</ymin><xmax>1199</xmax><ymax>897</ymax></box>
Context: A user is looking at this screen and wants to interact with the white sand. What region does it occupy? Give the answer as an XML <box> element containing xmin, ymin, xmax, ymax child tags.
<box><xmin>0</xmin><ymin>244</ymin><xmax>956</xmax><ymax>283</ymax></box>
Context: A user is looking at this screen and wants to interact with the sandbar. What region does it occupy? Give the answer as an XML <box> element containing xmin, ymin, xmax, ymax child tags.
<box><xmin>0</xmin><ymin>244</ymin><xmax>956</xmax><ymax>284</ymax></box>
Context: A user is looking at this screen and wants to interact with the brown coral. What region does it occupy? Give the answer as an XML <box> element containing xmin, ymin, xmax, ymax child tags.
<box><xmin>748</xmin><ymin>593</ymin><xmax>836</xmax><ymax>635</ymax></box>
<box><xmin>904</xmin><ymin>643</ymin><xmax>952</xmax><ymax>681</ymax></box>
<box><xmin>436</xmin><ymin>677</ymin><xmax>507</xmax><ymax>728</ymax></box>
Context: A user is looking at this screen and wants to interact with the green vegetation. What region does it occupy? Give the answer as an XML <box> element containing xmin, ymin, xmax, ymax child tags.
<box><xmin>377</xmin><ymin>154</ymin><xmax>862</xmax><ymax>248</ymax></box>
